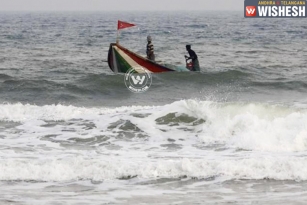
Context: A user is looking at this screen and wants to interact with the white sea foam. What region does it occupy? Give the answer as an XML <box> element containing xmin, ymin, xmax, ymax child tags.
<box><xmin>1</xmin><ymin>100</ymin><xmax>307</xmax><ymax>182</ymax></box>
<box><xmin>1</xmin><ymin>100</ymin><xmax>307</xmax><ymax>153</ymax></box>
<box><xmin>0</xmin><ymin>102</ymin><xmax>155</xmax><ymax>122</ymax></box>
<box><xmin>1</xmin><ymin>157</ymin><xmax>307</xmax><ymax>182</ymax></box>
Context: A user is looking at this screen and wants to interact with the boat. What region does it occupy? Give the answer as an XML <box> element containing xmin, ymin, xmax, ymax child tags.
<box><xmin>107</xmin><ymin>20</ymin><xmax>191</xmax><ymax>73</ymax></box>
<box><xmin>108</xmin><ymin>43</ymin><xmax>191</xmax><ymax>73</ymax></box>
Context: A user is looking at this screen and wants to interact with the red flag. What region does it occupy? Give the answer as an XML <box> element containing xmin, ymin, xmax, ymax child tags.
<box><xmin>117</xmin><ymin>20</ymin><xmax>135</xmax><ymax>30</ymax></box>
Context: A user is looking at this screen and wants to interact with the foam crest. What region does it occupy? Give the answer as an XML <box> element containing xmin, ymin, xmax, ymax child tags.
<box><xmin>1</xmin><ymin>157</ymin><xmax>307</xmax><ymax>182</ymax></box>
<box><xmin>186</xmin><ymin>102</ymin><xmax>307</xmax><ymax>152</ymax></box>
<box><xmin>0</xmin><ymin>103</ymin><xmax>154</xmax><ymax>122</ymax></box>
<box><xmin>1</xmin><ymin>101</ymin><xmax>307</xmax><ymax>152</ymax></box>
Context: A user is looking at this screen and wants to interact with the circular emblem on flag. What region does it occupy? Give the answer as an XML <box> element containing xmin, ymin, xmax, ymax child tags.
<box><xmin>124</xmin><ymin>66</ymin><xmax>152</xmax><ymax>93</ymax></box>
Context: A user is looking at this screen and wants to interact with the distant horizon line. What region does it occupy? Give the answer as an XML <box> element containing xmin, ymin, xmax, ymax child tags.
<box><xmin>0</xmin><ymin>9</ymin><xmax>241</xmax><ymax>12</ymax></box>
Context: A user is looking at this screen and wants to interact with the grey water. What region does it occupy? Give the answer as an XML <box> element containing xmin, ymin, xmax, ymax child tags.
<box><xmin>0</xmin><ymin>11</ymin><xmax>307</xmax><ymax>204</ymax></box>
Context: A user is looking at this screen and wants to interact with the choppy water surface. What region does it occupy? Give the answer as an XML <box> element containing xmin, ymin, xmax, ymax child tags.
<box><xmin>0</xmin><ymin>11</ymin><xmax>307</xmax><ymax>204</ymax></box>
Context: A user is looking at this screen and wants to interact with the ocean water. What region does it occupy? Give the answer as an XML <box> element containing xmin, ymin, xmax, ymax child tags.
<box><xmin>0</xmin><ymin>11</ymin><xmax>307</xmax><ymax>204</ymax></box>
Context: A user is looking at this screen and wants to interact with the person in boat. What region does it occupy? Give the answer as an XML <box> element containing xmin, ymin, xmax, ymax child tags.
<box><xmin>146</xmin><ymin>35</ymin><xmax>155</xmax><ymax>61</ymax></box>
<box><xmin>185</xmin><ymin>45</ymin><xmax>200</xmax><ymax>71</ymax></box>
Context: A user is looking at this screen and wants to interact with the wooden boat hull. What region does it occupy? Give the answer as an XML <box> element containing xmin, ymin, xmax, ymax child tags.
<box><xmin>108</xmin><ymin>43</ymin><xmax>175</xmax><ymax>73</ymax></box>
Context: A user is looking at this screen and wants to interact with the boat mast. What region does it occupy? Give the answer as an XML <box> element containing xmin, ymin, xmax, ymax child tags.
<box><xmin>116</xmin><ymin>30</ymin><xmax>119</xmax><ymax>44</ymax></box>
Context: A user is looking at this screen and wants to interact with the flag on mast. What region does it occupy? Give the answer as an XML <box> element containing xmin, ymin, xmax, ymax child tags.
<box><xmin>117</xmin><ymin>20</ymin><xmax>136</xmax><ymax>30</ymax></box>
